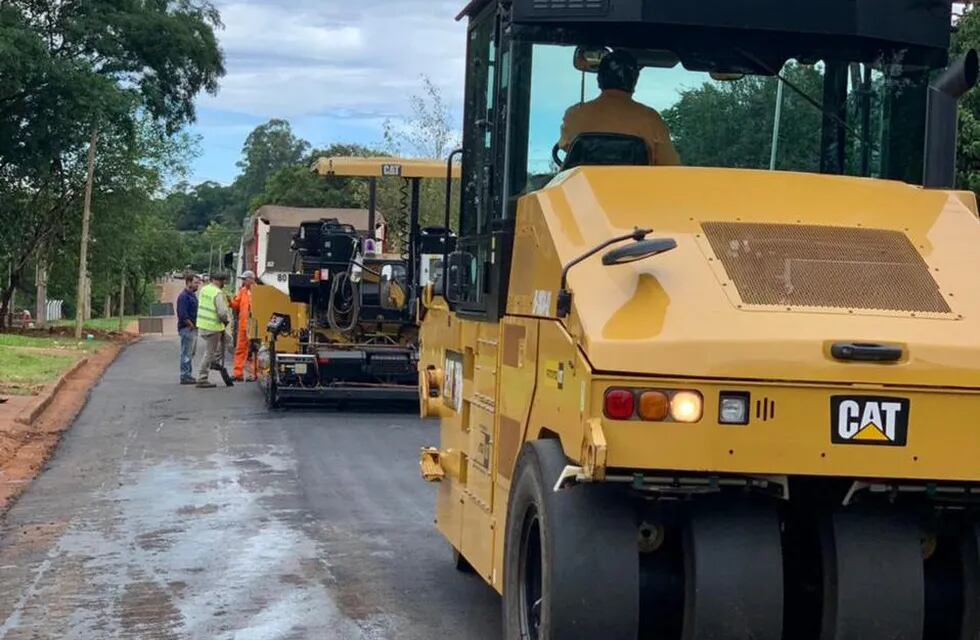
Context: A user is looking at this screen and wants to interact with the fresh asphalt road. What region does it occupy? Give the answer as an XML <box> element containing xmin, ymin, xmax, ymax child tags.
<box><xmin>0</xmin><ymin>337</ymin><xmax>501</xmax><ymax>639</ymax></box>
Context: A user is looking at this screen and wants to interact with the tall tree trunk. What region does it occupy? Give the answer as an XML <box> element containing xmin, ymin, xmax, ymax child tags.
<box><xmin>35</xmin><ymin>251</ymin><xmax>48</xmax><ymax>328</ymax></box>
<box><xmin>75</xmin><ymin>129</ymin><xmax>99</xmax><ymax>340</ymax></box>
<box><xmin>118</xmin><ymin>258</ymin><xmax>126</xmax><ymax>332</ymax></box>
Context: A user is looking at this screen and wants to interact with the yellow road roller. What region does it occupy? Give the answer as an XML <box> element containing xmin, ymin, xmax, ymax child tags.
<box><xmin>418</xmin><ymin>1</ymin><xmax>980</xmax><ymax>638</ymax></box>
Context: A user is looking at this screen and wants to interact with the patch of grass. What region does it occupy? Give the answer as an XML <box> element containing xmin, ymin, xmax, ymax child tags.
<box><xmin>0</xmin><ymin>346</ymin><xmax>78</xmax><ymax>388</ymax></box>
<box><xmin>0</xmin><ymin>333</ymin><xmax>103</xmax><ymax>351</ymax></box>
<box><xmin>51</xmin><ymin>316</ymin><xmax>138</xmax><ymax>332</ymax></box>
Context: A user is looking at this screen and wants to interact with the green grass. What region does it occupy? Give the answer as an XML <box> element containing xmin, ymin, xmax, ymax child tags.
<box><xmin>0</xmin><ymin>346</ymin><xmax>78</xmax><ymax>389</ymax></box>
<box><xmin>52</xmin><ymin>316</ymin><xmax>138</xmax><ymax>332</ymax></box>
<box><xmin>0</xmin><ymin>333</ymin><xmax>103</xmax><ymax>351</ymax></box>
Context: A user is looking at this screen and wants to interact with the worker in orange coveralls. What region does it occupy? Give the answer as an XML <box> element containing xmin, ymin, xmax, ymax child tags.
<box><xmin>230</xmin><ymin>270</ymin><xmax>256</xmax><ymax>381</ymax></box>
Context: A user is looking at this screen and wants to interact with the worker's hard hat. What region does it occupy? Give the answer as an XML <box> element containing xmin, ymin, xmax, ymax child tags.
<box><xmin>239</xmin><ymin>270</ymin><xmax>256</xmax><ymax>280</ymax></box>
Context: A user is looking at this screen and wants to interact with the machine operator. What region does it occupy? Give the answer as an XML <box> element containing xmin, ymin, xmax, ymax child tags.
<box><xmin>559</xmin><ymin>50</ymin><xmax>681</xmax><ymax>166</ymax></box>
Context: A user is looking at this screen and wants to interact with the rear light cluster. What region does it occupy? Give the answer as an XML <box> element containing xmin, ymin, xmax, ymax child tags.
<box><xmin>604</xmin><ymin>389</ymin><xmax>704</xmax><ymax>423</ymax></box>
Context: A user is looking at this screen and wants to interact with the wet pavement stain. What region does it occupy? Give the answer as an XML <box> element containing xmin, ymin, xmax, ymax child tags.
<box><xmin>0</xmin><ymin>338</ymin><xmax>501</xmax><ymax>640</ymax></box>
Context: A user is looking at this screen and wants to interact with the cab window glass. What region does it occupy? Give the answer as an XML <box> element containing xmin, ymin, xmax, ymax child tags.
<box><xmin>512</xmin><ymin>43</ymin><xmax>929</xmax><ymax>189</ymax></box>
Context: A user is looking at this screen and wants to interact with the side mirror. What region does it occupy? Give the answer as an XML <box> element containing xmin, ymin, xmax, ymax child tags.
<box><xmin>574</xmin><ymin>46</ymin><xmax>609</xmax><ymax>73</ymax></box>
<box><xmin>602</xmin><ymin>238</ymin><xmax>677</xmax><ymax>266</ymax></box>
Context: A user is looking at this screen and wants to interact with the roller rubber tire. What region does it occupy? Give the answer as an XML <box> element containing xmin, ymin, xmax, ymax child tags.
<box><xmin>503</xmin><ymin>439</ymin><xmax>638</xmax><ymax>640</ymax></box>
<box><xmin>820</xmin><ymin>510</ymin><xmax>925</xmax><ymax>640</ymax></box>
<box><xmin>682</xmin><ymin>499</ymin><xmax>784</xmax><ymax>640</ymax></box>
<box><xmin>962</xmin><ymin>522</ymin><xmax>980</xmax><ymax>640</ymax></box>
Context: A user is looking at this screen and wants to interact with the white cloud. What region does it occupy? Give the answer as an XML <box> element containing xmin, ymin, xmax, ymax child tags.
<box><xmin>203</xmin><ymin>1</ymin><xmax>466</xmax><ymax>120</ymax></box>
<box><xmin>190</xmin><ymin>1</ymin><xmax>468</xmax><ymax>182</ymax></box>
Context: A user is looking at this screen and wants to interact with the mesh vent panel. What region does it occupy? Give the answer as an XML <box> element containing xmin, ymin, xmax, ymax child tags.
<box><xmin>702</xmin><ymin>222</ymin><xmax>951</xmax><ymax>313</ymax></box>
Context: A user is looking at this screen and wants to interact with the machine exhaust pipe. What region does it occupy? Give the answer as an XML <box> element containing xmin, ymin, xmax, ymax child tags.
<box><xmin>923</xmin><ymin>49</ymin><xmax>979</xmax><ymax>189</ymax></box>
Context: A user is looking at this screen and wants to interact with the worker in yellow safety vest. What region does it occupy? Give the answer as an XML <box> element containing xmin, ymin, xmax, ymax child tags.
<box><xmin>195</xmin><ymin>272</ymin><xmax>233</xmax><ymax>388</ymax></box>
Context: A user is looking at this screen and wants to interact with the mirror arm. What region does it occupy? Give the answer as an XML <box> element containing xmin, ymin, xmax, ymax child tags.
<box><xmin>557</xmin><ymin>228</ymin><xmax>651</xmax><ymax>318</ymax></box>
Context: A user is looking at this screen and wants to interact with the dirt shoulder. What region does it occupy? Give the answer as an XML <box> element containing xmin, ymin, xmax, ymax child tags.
<box><xmin>0</xmin><ymin>334</ymin><xmax>133</xmax><ymax>512</ymax></box>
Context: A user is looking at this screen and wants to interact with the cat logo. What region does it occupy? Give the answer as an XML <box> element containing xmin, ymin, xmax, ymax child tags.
<box><xmin>831</xmin><ymin>396</ymin><xmax>910</xmax><ymax>446</ymax></box>
<box><xmin>382</xmin><ymin>164</ymin><xmax>402</xmax><ymax>177</ymax></box>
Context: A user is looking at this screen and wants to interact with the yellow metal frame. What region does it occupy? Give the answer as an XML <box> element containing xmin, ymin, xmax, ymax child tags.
<box><xmin>312</xmin><ymin>156</ymin><xmax>461</xmax><ymax>180</ymax></box>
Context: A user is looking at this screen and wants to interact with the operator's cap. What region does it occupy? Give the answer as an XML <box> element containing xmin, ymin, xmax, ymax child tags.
<box><xmin>239</xmin><ymin>270</ymin><xmax>256</xmax><ymax>280</ymax></box>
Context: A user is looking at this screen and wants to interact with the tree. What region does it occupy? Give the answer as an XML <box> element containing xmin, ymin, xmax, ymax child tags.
<box><xmin>250</xmin><ymin>143</ymin><xmax>380</xmax><ymax>212</ymax></box>
<box><xmin>168</xmin><ymin>181</ymin><xmax>241</xmax><ymax>231</ymax></box>
<box><xmin>952</xmin><ymin>5</ymin><xmax>980</xmax><ymax>193</ymax></box>
<box><xmin>662</xmin><ymin>64</ymin><xmax>824</xmax><ymax>172</ymax></box>
<box><xmin>40</xmin><ymin>118</ymin><xmax>200</xmax><ymax>319</ymax></box>
<box><xmin>0</xmin><ymin>0</ymin><xmax>225</xmax><ymax>326</ymax></box>
<box><xmin>383</xmin><ymin>75</ymin><xmax>461</xmax><ymax>161</ymax></box>
<box><xmin>235</xmin><ymin>119</ymin><xmax>311</xmax><ymax>214</ymax></box>
<box><xmin>381</xmin><ymin>76</ymin><xmax>462</xmax><ymax>236</ymax></box>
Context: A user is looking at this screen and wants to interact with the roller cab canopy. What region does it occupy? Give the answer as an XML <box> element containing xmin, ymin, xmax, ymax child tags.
<box><xmin>312</xmin><ymin>157</ymin><xmax>461</xmax><ymax>180</ymax></box>
<box><xmin>459</xmin><ymin>0</ymin><xmax>954</xmax><ymax>68</ymax></box>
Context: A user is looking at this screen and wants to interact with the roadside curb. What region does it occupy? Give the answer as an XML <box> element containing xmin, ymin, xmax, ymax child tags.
<box><xmin>15</xmin><ymin>356</ymin><xmax>90</xmax><ymax>426</ymax></box>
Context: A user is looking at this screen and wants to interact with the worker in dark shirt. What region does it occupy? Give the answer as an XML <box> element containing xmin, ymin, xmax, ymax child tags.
<box><xmin>176</xmin><ymin>273</ymin><xmax>201</xmax><ymax>385</ymax></box>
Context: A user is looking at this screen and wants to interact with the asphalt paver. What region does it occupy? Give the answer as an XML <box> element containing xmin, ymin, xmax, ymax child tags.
<box><xmin>0</xmin><ymin>338</ymin><xmax>501</xmax><ymax>639</ymax></box>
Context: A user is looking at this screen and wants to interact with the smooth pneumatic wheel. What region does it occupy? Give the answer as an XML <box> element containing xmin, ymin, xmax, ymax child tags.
<box><xmin>682</xmin><ymin>500</ymin><xmax>784</xmax><ymax>640</ymax></box>
<box><xmin>503</xmin><ymin>439</ymin><xmax>639</xmax><ymax>640</ymax></box>
<box><xmin>820</xmin><ymin>510</ymin><xmax>925</xmax><ymax>640</ymax></box>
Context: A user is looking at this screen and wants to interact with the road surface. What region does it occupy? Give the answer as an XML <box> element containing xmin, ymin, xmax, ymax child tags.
<box><xmin>0</xmin><ymin>338</ymin><xmax>501</xmax><ymax>639</ymax></box>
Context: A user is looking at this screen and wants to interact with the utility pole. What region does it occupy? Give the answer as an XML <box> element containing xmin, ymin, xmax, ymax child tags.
<box><xmin>75</xmin><ymin>130</ymin><xmax>99</xmax><ymax>340</ymax></box>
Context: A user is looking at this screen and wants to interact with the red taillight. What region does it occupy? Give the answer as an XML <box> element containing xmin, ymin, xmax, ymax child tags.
<box><xmin>604</xmin><ymin>389</ymin><xmax>635</xmax><ymax>420</ymax></box>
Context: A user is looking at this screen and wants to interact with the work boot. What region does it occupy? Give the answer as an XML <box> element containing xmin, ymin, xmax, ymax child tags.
<box><xmin>196</xmin><ymin>381</ymin><xmax>217</xmax><ymax>389</ymax></box>
<box><xmin>180</xmin><ymin>379</ymin><xmax>196</xmax><ymax>386</ymax></box>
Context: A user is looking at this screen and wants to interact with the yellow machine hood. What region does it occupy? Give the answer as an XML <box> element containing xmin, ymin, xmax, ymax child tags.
<box><xmin>508</xmin><ymin>167</ymin><xmax>980</xmax><ymax>388</ymax></box>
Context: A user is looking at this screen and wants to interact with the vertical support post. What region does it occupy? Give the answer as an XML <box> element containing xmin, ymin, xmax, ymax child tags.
<box><xmin>769</xmin><ymin>79</ymin><xmax>785</xmax><ymax>171</ymax></box>
<box><xmin>368</xmin><ymin>177</ymin><xmax>378</xmax><ymax>241</ymax></box>
<box><xmin>408</xmin><ymin>177</ymin><xmax>422</xmax><ymax>304</ymax></box>
<box><xmin>75</xmin><ymin>130</ymin><xmax>98</xmax><ymax>340</ymax></box>
<box><xmin>860</xmin><ymin>65</ymin><xmax>873</xmax><ymax>176</ymax></box>
<box><xmin>820</xmin><ymin>62</ymin><xmax>849</xmax><ymax>176</ymax></box>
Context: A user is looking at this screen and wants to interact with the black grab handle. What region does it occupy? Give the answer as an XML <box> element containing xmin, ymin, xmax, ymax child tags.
<box><xmin>831</xmin><ymin>342</ymin><xmax>904</xmax><ymax>363</ymax></box>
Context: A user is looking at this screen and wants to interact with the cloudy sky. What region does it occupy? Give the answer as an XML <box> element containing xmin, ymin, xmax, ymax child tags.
<box><xmin>188</xmin><ymin>1</ymin><xmax>467</xmax><ymax>184</ymax></box>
